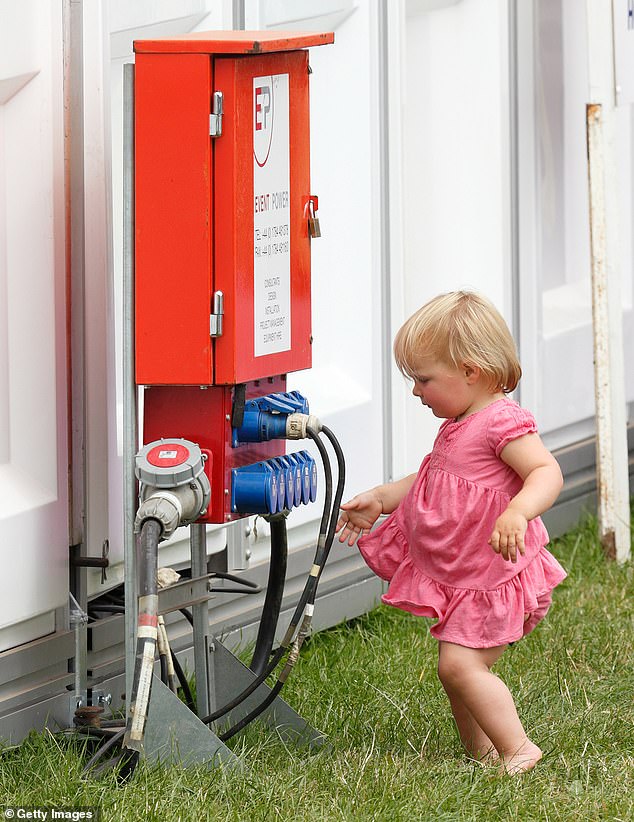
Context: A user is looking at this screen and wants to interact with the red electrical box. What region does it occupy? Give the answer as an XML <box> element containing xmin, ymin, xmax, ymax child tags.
<box><xmin>134</xmin><ymin>31</ymin><xmax>333</xmax><ymax>523</ymax></box>
<box><xmin>134</xmin><ymin>31</ymin><xmax>333</xmax><ymax>386</ymax></box>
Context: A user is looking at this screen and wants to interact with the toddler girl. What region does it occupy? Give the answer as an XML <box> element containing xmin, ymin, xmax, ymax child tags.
<box><xmin>337</xmin><ymin>291</ymin><xmax>566</xmax><ymax>775</ymax></box>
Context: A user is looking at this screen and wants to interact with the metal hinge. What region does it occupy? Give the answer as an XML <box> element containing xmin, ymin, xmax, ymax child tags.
<box><xmin>210</xmin><ymin>290</ymin><xmax>224</xmax><ymax>337</ymax></box>
<box><xmin>209</xmin><ymin>91</ymin><xmax>224</xmax><ymax>137</ymax></box>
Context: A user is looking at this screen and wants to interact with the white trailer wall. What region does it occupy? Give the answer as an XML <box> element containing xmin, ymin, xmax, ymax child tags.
<box><xmin>517</xmin><ymin>0</ymin><xmax>634</xmax><ymax>449</ymax></box>
<box><xmin>394</xmin><ymin>0</ymin><xmax>514</xmax><ymax>479</ymax></box>
<box><xmin>0</xmin><ymin>1</ymin><xmax>68</xmax><ymax>652</ymax></box>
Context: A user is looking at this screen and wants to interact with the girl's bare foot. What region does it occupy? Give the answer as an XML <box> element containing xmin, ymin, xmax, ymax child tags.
<box><xmin>468</xmin><ymin>745</ymin><xmax>499</xmax><ymax>766</ymax></box>
<box><xmin>500</xmin><ymin>740</ymin><xmax>542</xmax><ymax>775</ymax></box>
<box><xmin>480</xmin><ymin>747</ymin><xmax>500</xmax><ymax>765</ymax></box>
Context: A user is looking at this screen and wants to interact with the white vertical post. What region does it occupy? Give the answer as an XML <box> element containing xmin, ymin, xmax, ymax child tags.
<box><xmin>123</xmin><ymin>62</ymin><xmax>138</xmax><ymax>705</ymax></box>
<box><xmin>586</xmin><ymin>0</ymin><xmax>631</xmax><ymax>562</ymax></box>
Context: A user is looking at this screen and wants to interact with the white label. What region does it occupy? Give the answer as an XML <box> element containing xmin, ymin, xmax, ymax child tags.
<box><xmin>253</xmin><ymin>74</ymin><xmax>291</xmax><ymax>357</ymax></box>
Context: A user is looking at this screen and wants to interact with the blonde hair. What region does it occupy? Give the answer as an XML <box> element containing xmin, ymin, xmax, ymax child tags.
<box><xmin>393</xmin><ymin>291</ymin><xmax>521</xmax><ymax>393</ymax></box>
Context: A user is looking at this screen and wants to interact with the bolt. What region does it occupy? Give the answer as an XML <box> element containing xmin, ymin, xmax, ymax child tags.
<box><xmin>245</xmin><ymin>549</ymin><xmax>252</xmax><ymax>561</ymax></box>
<box><xmin>74</xmin><ymin>705</ymin><xmax>104</xmax><ymax>728</ymax></box>
<box><xmin>226</xmin><ymin>414</ymin><xmax>231</xmax><ymax>421</ymax></box>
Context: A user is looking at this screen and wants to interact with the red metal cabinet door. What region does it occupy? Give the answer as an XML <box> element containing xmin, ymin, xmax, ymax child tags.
<box><xmin>213</xmin><ymin>51</ymin><xmax>312</xmax><ymax>384</ymax></box>
<box><xmin>135</xmin><ymin>53</ymin><xmax>214</xmax><ymax>385</ymax></box>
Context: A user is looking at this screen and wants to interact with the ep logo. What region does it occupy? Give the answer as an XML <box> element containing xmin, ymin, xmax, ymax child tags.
<box><xmin>253</xmin><ymin>77</ymin><xmax>275</xmax><ymax>167</ymax></box>
<box><xmin>255</xmin><ymin>85</ymin><xmax>271</xmax><ymax>131</ymax></box>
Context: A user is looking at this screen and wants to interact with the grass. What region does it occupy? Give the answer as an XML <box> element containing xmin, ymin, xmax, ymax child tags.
<box><xmin>2</xmin><ymin>513</ymin><xmax>634</xmax><ymax>821</ymax></box>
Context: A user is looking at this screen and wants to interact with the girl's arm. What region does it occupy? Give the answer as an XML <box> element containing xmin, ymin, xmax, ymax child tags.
<box><xmin>489</xmin><ymin>433</ymin><xmax>564</xmax><ymax>562</ymax></box>
<box><xmin>337</xmin><ymin>473</ymin><xmax>417</xmax><ymax>546</ymax></box>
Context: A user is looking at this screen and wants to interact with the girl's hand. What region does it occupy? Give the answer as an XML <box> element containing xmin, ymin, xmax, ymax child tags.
<box><xmin>336</xmin><ymin>491</ymin><xmax>384</xmax><ymax>546</ymax></box>
<box><xmin>488</xmin><ymin>508</ymin><xmax>528</xmax><ymax>563</ymax></box>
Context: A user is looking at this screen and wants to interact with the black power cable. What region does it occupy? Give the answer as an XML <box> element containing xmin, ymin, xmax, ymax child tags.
<box><xmin>214</xmin><ymin>426</ymin><xmax>346</xmax><ymax>741</ymax></box>
<box><xmin>170</xmin><ymin>648</ymin><xmax>197</xmax><ymax>713</ymax></box>
<box><xmin>249</xmin><ymin>512</ymin><xmax>289</xmax><ymax>676</ymax></box>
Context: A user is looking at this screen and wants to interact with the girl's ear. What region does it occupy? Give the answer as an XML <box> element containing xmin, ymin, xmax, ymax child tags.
<box><xmin>463</xmin><ymin>363</ymin><xmax>481</xmax><ymax>384</ymax></box>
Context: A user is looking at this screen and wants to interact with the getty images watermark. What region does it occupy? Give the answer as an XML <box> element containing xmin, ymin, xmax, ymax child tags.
<box><xmin>4</xmin><ymin>809</ymin><xmax>99</xmax><ymax>821</ymax></box>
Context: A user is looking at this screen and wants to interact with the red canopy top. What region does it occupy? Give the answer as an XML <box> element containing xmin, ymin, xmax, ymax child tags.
<box><xmin>134</xmin><ymin>30</ymin><xmax>334</xmax><ymax>55</ymax></box>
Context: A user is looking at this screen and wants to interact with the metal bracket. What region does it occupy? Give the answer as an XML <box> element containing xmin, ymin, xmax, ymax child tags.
<box><xmin>209</xmin><ymin>91</ymin><xmax>224</xmax><ymax>137</ymax></box>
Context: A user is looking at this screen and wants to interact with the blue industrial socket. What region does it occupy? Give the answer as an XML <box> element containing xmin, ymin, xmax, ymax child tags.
<box><xmin>230</xmin><ymin>461</ymin><xmax>279</xmax><ymax>515</ymax></box>
<box><xmin>232</xmin><ymin>391</ymin><xmax>309</xmax><ymax>445</ymax></box>
<box><xmin>231</xmin><ymin>450</ymin><xmax>317</xmax><ymax>515</ymax></box>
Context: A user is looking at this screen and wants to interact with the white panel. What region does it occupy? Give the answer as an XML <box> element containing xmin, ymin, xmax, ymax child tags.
<box><xmin>253</xmin><ymin>0</ymin><xmax>355</xmax><ymax>30</ymax></box>
<box><xmin>518</xmin><ymin>0</ymin><xmax>634</xmax><ymax>445</ymax></box>
<box><xmin>0</xmin><ymin>1</ymin><xmax>68</xmax><ymax>646</ymax></box>
<box><xmin>398</xmin><ymin>0</ymin><xmax>510</xmax><ymax>477</ymax></box>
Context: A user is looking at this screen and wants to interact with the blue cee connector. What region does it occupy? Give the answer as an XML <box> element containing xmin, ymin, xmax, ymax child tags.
<box><xmin>231</xmin><ymin>451</ymin><xmax>317</xmax><ymax>515</ymax></box>
<box><xmin>231</xmin><ymin>461</ymin><xmax>279</xmax><ymax>515</ymax></box>
<box><xmin>232</xmin><ymin>391</ymin><xmax>310</xmax><ymax>445</ymax></box>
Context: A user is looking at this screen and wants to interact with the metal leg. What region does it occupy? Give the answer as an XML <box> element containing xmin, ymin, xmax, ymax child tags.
<box><xmin>209</xmin><ymin>638</ymin><xmax>326</xmax><ymax>749</ymax></box>
<box><xmin>144</xmin><ymin>676</ymin><xmax>240</xmax><ymax>770</ymax></box>
<box><xmin>190</xmin><ymin>523</ymin><xmax>211</xmax><ymax>718</ymax></box>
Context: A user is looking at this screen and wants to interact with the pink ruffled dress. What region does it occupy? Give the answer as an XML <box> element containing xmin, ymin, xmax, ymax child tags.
<box><xmin>358</xmin><ymin>398</ymin><xmax>567</xmax><ymax>648</ymax></box>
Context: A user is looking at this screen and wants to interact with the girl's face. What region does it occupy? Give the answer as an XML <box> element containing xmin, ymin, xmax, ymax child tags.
<box><xmin>409</xmin><ymin>356</ymin><xmax>482</xmax><ymax>420</ymax></box>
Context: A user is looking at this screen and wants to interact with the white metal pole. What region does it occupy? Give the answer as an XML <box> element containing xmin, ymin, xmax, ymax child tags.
<box><xmin>123</xmin><ymin>62</ymin><xmax>139</xmax><ymax>704</ymax></box>
<box><xmin>585</xmin><ymin>0</ymin><xmax>631</xmax><ymax>563</ymax></box>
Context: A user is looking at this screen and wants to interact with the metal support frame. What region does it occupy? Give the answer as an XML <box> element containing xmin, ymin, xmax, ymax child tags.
<box><xmin>377</xmin><ymin>0</ymin><xmax>393</xmax><ymax>485</ymax></box>
<box><xmin>122</xmin><ymin>62</ymin><xmax>138</xmax><ymax>710</ymax></box>
<box><xmin>65</xmin><ymin>0</ymin><xmax>88</xmax><ymax>711</ymax></box>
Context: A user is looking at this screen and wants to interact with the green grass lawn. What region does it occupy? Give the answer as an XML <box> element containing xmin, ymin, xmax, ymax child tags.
<box><xmin>2</xmin><ymin>514</ymin><xmax>633</xmax><ymax>821</ymax></box>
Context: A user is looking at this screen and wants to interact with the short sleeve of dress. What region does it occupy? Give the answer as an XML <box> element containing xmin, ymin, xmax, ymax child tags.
<box><xmin>486</xmin><ymin>401</ymin><xmax>538</xmax><ymax>458</ymax></box>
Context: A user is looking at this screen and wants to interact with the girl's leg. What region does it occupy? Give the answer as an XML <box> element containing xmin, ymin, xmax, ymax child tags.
<box><xmin>437</xmin><ymin>641</ymin><xmax>542</xmax><ymax>774</ymax></box>
<box><xmin>444</xmin><ymin>690</ymin><xmax>498</xmax><ymax>762</ymax></box>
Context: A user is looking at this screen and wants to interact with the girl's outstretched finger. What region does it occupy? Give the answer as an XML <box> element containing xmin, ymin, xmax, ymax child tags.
<box><xmin>336</xmin><ymin>513</ymin><xmax>348</xmax><ymax>533</ymax></box>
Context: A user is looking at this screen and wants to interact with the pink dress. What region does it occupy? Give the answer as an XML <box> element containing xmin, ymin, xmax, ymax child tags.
<box><xmin>358</xmin><ymin>398</ymin><xmax>567</xmax><ymax>648</ymax></box>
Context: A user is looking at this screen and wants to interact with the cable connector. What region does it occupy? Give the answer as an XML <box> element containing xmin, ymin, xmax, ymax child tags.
<box><xmin>286</xmin><ymin>413</ymin><xmax>322</xmax><ymax>440</ymax></box>
<box><xmin>134</xmin><ymin>439</ymin><xmax>211</xmax><ymax>538</ymax></box>
<box><xmin>134</xmin><ymin>493</ymin><xmax>180</xmax><ymax>538</ymax></box>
